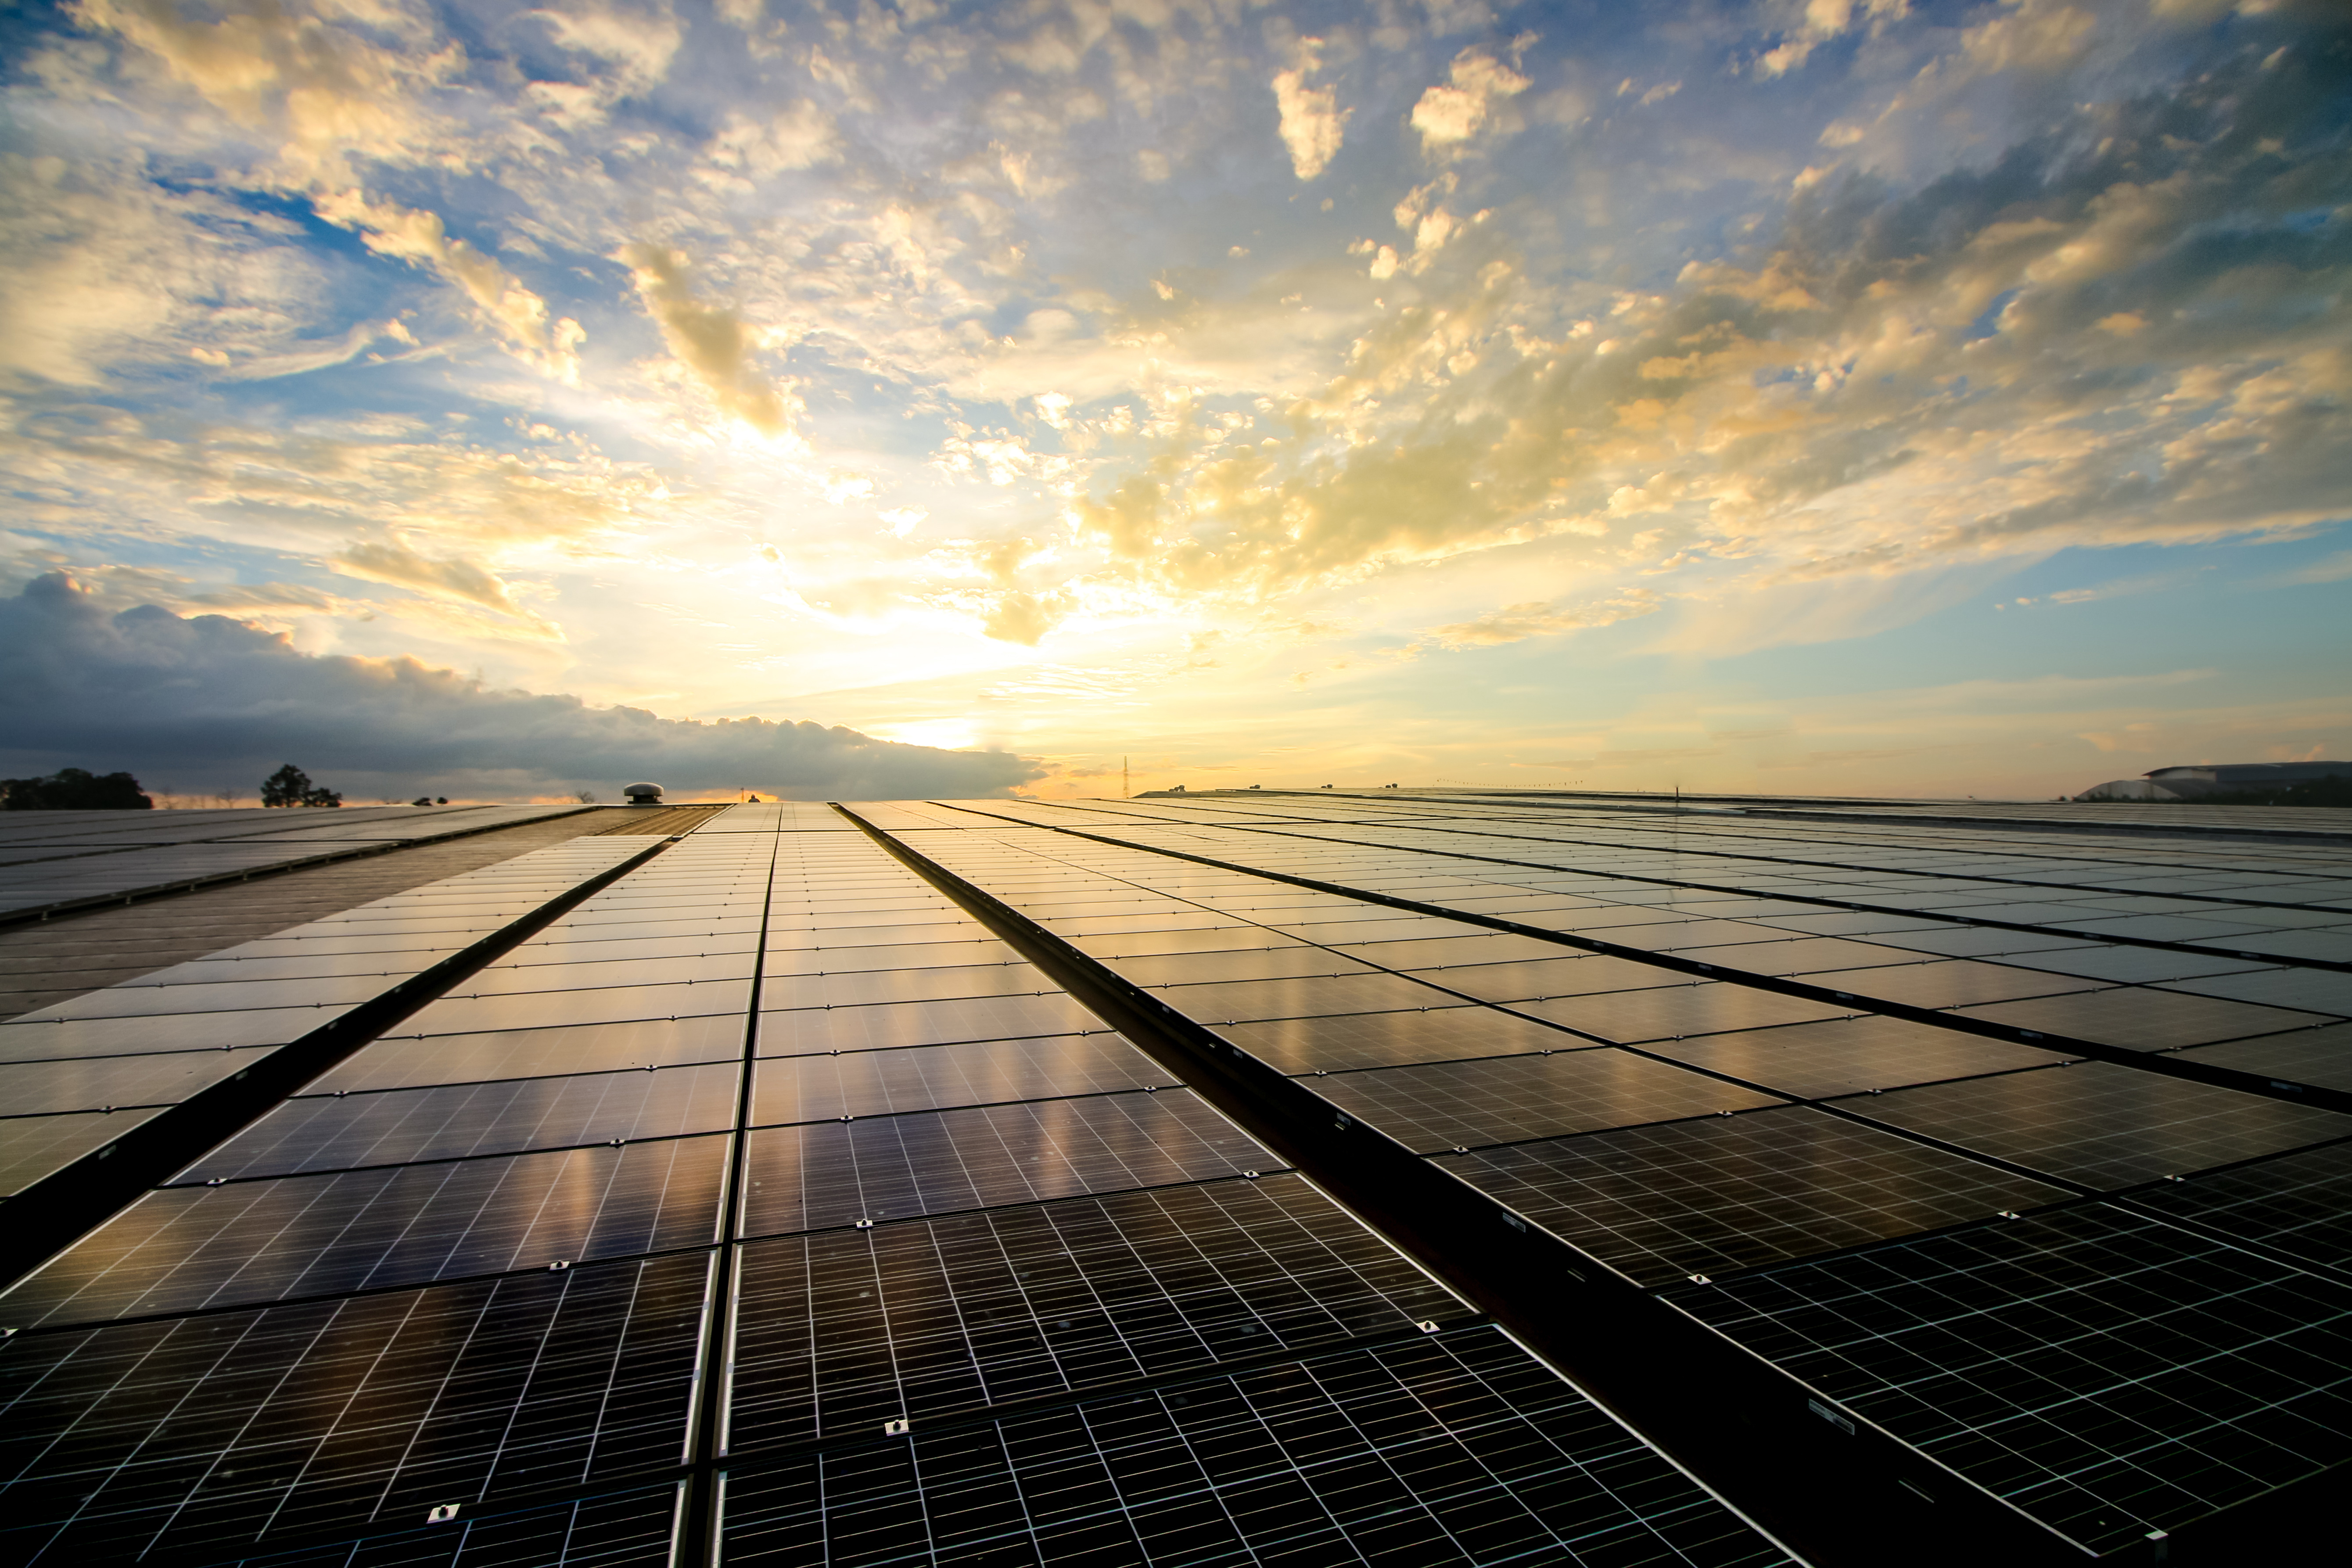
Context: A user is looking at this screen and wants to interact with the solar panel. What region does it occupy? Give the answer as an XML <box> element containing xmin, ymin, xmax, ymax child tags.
<box><xmin>0</xmin><ymin>1254</ymin><xmax>706</xmax><ymax>1560</ymax></box>
<box><xmin>8</xmin><ymin>789</ymin><xmax>2345</xmax><ymax>1561</ymax></box>
<box><xmin>1664</xmin><ymin>1203</ymin><xmax>2352</xmax><ymax>1554</ymax></box>
<box><xmin>726</xmin><ymin>1174</ymin><xmax>1463</xmax><ymax>1446</ymax></box>
<box><xmin>1832</xmin><ymin>1061</ymin><xmax>2352</xmax><ymax>1189</ymax></box>
<box><xmin>740</xmin><ymin>1091</ymin><xmax>1273</xmax><ymax>1237</ymax></box>
<box><xmin>1449</xmin><ymin>1106</ymin><xmax>2070</xmax><ymax>1285</ymax></box>
<box><xmin>719</xmin><ymin>1327</ymin><xmax>1790</xmax><ymax>1566</ymax></box>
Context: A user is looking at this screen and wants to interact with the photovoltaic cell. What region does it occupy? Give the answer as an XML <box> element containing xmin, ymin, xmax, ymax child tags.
<box><xmin>719</xmin><ymin>1327</ymin><xmax>1789</xmax><ymax>1566</ymax></box>
<box><xmin>3</xmin><ymin>1135</ymin><xmax>728</xmax><ymax>1326</ymax></box>
<box><xmin>1639</xmin><ymin>1015</ymin><xmax>2069</xmax><ymax>1100</ymax></box>
<box><xmin>2172</xmin><ymin>1023</ymin><xmax>2352</xmax><ymax>1091</ymax></box>
<box><xmin>399</xmin><ymin>980</ymin><xmax>751</xmax><ymax>1035</ymax></box>
<box><xmin>758</xmin><ymin>962</ymin><xmax>1053</xmax><ymax>1009</ymax></box>
<box><xmin>761</xmin><ymin>938</ymin><xmax>1020</xmax><ymax>973</ymax></box>
<box><xmin>1140</xmin><ymin>971</ymin><xmax>1458</xmax><ymax>1023</ymax></box>
<box><xmin>220</xmin><ymin>1485</ymin><xmax>683</xmax><ymax>1568</ymax></box>
<box><xmin>1217</xmin><ymin>1006</ymin><xmax>1569</xmax><ymax>1074</ymax></box>
<box><xmin>314</xmin><ymin>1015</ymin><xmax>748</xmax><ymax>1091</ymax></box>
<box><xmin>756</xmin><ymin>993</ymin><xmax>1111</xmax><ymax>1055</ymax></box>
<box><xmin>0</xmin><ymin>1253</ymin><xmax>704</xmax><ymax>1562</ymax></box>
<box><xmin>1306</xmin><ymin>1049</ymin><xmax>1785</xmax><ymax>1152</ymax></box>
<box><xmin>1512</xmin><ymin>984</ymin><xmax>1848</xmax><ymax>1045</ymax></box>
<box><xmin>740</xmin><ymin>1091</ymin><xmax>1271</xmax><ymax>1237</ymax></box>
<box><xmin>1947</xmin><ymin>987</ymin><xmax>2334</xmax><ymax>1051</ymax></box>
<box><xmin>2158</xmin><ymin>968</ymin><xmax>2352</xmax><ymax>1018</ymax></box>
<box><xmin>0</xmin><ymin>1044</ymin><xmax>284</xmax><ymax>1114</ymax></box>
<box><xmin>749</xmin><ymin>1033</ymin><xmax>1173</xmax><ymax>1125</ymax></box>
<box><xmin>2126</xmin><ymin>1140</ymin><xmax>2352</xmax><ymax>1272</ymax></box>
<box><xmin>1449</xmin><ymin>1106</ymin><xmax>2070</xmax><ymax>1285</ymax></box>
<box><xmin>177</xmin><ymin>1062</ymin><xmax>746</xmax><ymax>1180</ymax></box>
<box><xmin>0</xmin><ymin>1111</ymin><xmax>145</xmax><ymax>1198</ymax></box>
<box><xmin>1664</xmin><ymin>1204</ymin><xmax>2352</xmax><ymax>1553</ymax></box>
<box><xmin>727</xmin><ymin>1174</ymin><xmax>1461</xmax><ymax>1445</ymax></box>
<box><xmin>1836</xmin><ymin>1061</ymin><xmax>2352</xmax><ymax>1190</ymax></box>
<box><xmin>1793</xmin><ymin>961</ymin><xmax>2108</xmax><ymax>1011</ymax></box>
<box><xmin>1394</xmin><ymin>953</ymin><xmax>1668</xmax><ymax>1004</ymax></box>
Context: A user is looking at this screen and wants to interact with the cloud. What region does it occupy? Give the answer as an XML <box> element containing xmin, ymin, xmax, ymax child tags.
<box><xmin>528</xmin><ymin>0</ymin><xmax>684</xmax><ymax>128</ymax></box>
<box><xmin>329</xmin><ymin>542</ymin><xmax>560</xmax><ymax>637</ymax></box>
<box><xmin>1755</xmin><ymin>0</ymin><xmax>1907</xmax><ymax>79</ymax></box>
<box><xmin>1271</xmin><ymin>40</ymin><xmax>1349</xmax><ymax>181</ymax></box>
<box><xmin>313</xmin><ymin>191</ymin><xmax>584</xmax><ymax>383</ymax></box>
<box><xmin>1409</xmin><ymin>44</ymin><xmax>1531</xmax><ymax>154</ymax></box>
<box><xmin>1418</xmin><ymin>588</ymin><xmax>1663</xmax><ymax>649</ymax></box>
<box><xmin>624</xmin><ymin>244</ymin><xmax>800</xmax><ymax>438</ymax></box>
<box><xmin>69</xmin><ymin>0</ymin><xmax>457</xmax><ymax>181</ymax></box>
<box><xmin>0</xmin><ymin>574</ymin><xmax>1038</xmax><ymax>798</ymax></box>
<box><xmin>702</xmin><ymin>102</ymin><xmax>840</xmax><ymax>183</ymax></box>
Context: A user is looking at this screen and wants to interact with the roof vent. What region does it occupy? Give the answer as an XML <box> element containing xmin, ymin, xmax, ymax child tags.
<box><xmin>622</xmin><ymin>782</ymin><xmax>664</xmax><ymax>805</ymax></box>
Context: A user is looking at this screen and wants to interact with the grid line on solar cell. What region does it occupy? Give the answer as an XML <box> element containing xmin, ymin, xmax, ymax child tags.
<box><xmin>1137</xmin><ymin>971</ymin><xmax>1458</xmax><ymax>1022</ymax></box>
<box><xmin>1948</xmin><ymin>988</ymin><xmax>2335</xmax><ymax>1052</ymax></box>
<box><xmin>0</xmin><ymin>1111</ymin><xmax>151</xmax><ymax>1200</ymax></box>
<box><xmin>1663</xmin><ymin>1204</ymin><xmax>2352</xmax><ymax>1554</ymax></box>
<box><xmin>719</xmin><ymin>1326</ymin><xmax>1788</xmax><ymax>1566</ymax></box>
<box><xmin>399</xmin><ymin>980</ymin><xmax>753</xmax><ymax>1035</ymax></box>
<box><xmin>1791</xmin><ymin>962</ymin><xmax>2108</xmax><ymax>1012</ymax></box>
<box><xmin>1395</xmin><ymin>953</ymin><xmax>1677</xmax><ymax>1004</ymax></box>
<box><xmin>2</xmin><ymin>1134</ymin><xmax>729</xmax><ymax>1327</ymax></box>
<box><xmin>1836</xmin><ymin>1061</ymin><xmax>2352</xmax><ymax>1190</ymax></box>
<box><xmin>749</xmin><ymin>1033</ymin><xmax>1172</xmax><ymax>1125</ymax></box>
<box><xmin>310</xmin><ymin>1014</ymin><xmax>750</xmax><ymax>1091</ymax></box>
<box><xmin>2172</xmin><ymin>1023</ymin><xmax>2352</xmax><ymax>1093</ymax></box>
<box><xmin>1637</xmin><ymin>1015</ymin><xmax>2071</xmax><ymax>1101</ymax></box>
<box><xmin>220</xmin><ymin>1483</ymin><xmax>684</xmax><ymax>1567</ymax></box>
<box><xmin>755</xmin><ymin>993</ymin><xmax>1111</xmax><ymax>1055</ymax></box>
<box><xmin>1505</xmin><ymin>984</ymin><xmax>1849</xmax><ymax>1045</ymax></box>
<box><xmin>460</xmin><ymin>952</ymin><xmax>757</xmax><ymax>997</ymax></box>
<box><xmin>0</xmin><ymin>1253</ymin><xmax>705</xmax><ymax>1562</ymax></box>
<box><xmin>1449</xmin><ymin>1106</ymin><xmax>2071</xmax><ymax>1286</ymax></box>
<box><xmin>2158</xmin><ymin>969</ymin><xmax>2352</xmax><ymax>1019</ymax></box>
<box><xmin>740</xmin><ymin>1091</ymin><xmax>1272</xmax><ymax>1237</ymax></box>
<box><xmin>0</xmin><ymin>1044</ymin><xmax>284</xmax><ymax>1115</ymax></box>
<box><xmin>176</xmin><ymin>1063</ymin><xmax>747</xmax><ymax>1181</ymax></box>
<box><xmin>759</xmin><ymin>963</ymin><xmax>1057</xmax><ymax>1010</ymax></box>
<box><xmin>1216</xmin><ymin>1006</ymin><xmax>1576</xmax><ymax>1074</ymax></box>
<box><xmin>1303</xmin><ymin>1049</ymin><xmax>1785</xmax><ymax>1153</ymax></box>
<box><xmin>2124</xmin><ymin>1141</ymin><xmax>2352</xmax><ymax>1274</ymax></box>
<box><xmin>759</xmin><ymin>937</ymin><xmax>1023</xmax><ymax>974</ymax></box>
<box><xmin>727</xmin><ymin>1174</ymin><xmax>1461</xmax><ymax>1446</ymax></box>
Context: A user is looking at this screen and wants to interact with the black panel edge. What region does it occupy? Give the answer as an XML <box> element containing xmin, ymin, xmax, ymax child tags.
<box><xmin>835</xmin><ymin>804</ymin><xmax>2093</xmax><ymax>1568</ymax></box>
<box><xmin>0</xmin><ymin>835</ymin><xmax>678</xmax><ymax>1292</ymax></box>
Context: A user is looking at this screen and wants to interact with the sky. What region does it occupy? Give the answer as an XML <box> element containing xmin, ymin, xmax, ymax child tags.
<box><xmin>1</xmin><ymin>0</ymin><xmax>2346</xmax><ymax>804</ymax></box>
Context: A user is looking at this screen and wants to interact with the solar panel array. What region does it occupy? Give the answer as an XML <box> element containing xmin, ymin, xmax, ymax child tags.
<box><xmin>878</xmin><ymin>789</ymin><xmax>2352</xmax><ymax>1557</ymax></box>
<box><xmin>0</xmin><ymin>804</ymin><xmax>593</xmax><ymax>920</ymax></box>
<box><xmin>3</xmin><ymin>805</ymin><xmax>1787</xmax><ymax>1567</ymax></box>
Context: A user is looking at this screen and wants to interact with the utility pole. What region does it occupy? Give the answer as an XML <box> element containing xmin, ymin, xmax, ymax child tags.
<box><xmin>1123</xmin><ymin>756</ymin><xmax>1130</xmax><ymax>798</ymax></box>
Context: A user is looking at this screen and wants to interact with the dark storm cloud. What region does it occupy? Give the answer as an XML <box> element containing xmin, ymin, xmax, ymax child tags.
<box><xmin>0</xmin><ymin>575</ymin><xmax>1038</xmax><ymax>800</ymax></box>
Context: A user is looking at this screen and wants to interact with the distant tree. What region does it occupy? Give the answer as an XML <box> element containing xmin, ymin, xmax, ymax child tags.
<box><xmin>260</xmin><ymin>764</ymin><xmax>343</xmax><ymax>808</ymax></box>
<box><xmin>575</xmin><ymin>788</ymin><xmax>597</xmax><ymax>804</ymax></box>
<box><xmin>0</xmin><ymin>768</ymin><xmax>153</xmax><ymax>810</ymax></box>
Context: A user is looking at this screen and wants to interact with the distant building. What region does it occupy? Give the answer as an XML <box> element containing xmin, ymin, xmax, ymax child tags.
<box><xmin>2076</xmin><ymin>761</ymin><xmax>2350</xmax><ymax>800</ymax></box>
